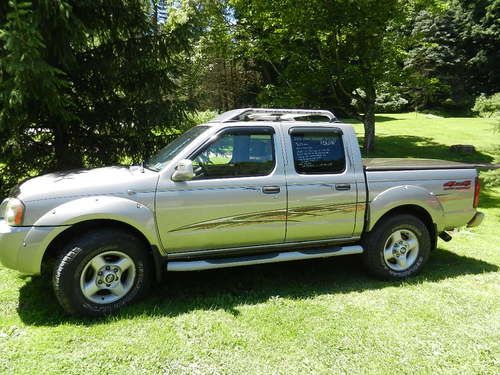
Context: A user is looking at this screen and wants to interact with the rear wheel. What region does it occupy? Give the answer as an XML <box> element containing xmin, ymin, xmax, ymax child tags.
<box><xmin>53</xmin><ymin>229</ymin><xmax>152</xmax><ymax>316</ymax></box>
<box><xmin>362</xmin><ymin>214</ymin><xmax>431</xmax><ymax>280</ymax></box>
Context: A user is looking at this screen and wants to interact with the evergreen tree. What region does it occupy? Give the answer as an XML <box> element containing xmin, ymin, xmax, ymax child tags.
<box><xmin>404</xmin><ymin>0</ymin><xmax>499</xmax><ymax>110</ymax></box>
<box><xmin>0</xmin><ymin>0</ymin><xmax>193</xmax><ymax>196</ymax></box>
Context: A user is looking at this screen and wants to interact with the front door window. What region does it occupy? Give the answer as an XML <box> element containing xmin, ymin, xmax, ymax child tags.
<box><xmin>192</xmin><ymin>129</ymin><xmax>275</xmax><ymax>179</ymax></box>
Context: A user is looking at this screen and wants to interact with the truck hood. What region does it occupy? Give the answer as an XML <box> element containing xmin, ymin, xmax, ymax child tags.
<box><xmin>16</xmin><ymin>166</ymin><xmax>159</xmax><ymax>202</ymax></box>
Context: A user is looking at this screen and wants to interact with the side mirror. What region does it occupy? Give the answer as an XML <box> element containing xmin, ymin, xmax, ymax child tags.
<box><xmin>171</xmin><ymin>159</ymin><xmax>195</xmax><ymax>182</ymax></box>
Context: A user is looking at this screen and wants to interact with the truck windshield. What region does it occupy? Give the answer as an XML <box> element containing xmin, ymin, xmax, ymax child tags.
<box><xmin>145</xmin><ymin>126</ymin><xmax>210</xmax><ymax>171</ymax></box>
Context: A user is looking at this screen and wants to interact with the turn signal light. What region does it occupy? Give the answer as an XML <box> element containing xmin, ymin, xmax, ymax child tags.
<box><xmin>4</xmin><ymin>198</ymin><xmax>25</xmax><ymax>226</ymax></box>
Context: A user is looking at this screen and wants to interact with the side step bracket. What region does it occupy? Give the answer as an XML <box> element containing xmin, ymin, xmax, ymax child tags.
<box><xmin>167</xmin><ymin>245</ymin><xmax>363</xmax><ymax>272</ymax></box>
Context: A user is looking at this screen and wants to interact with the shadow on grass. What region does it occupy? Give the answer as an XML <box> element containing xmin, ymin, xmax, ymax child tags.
<box><xmin>17</xmin><ymin>247</ymin><xmax>498</xmax><ymax>326</ymax></box>
<box><xmin>374</xmin><ymin>115</ymin><xmax>402</xmax><ymax>122</ymax></box>
<box><xmin>340</xmin><ymin>115</ymin><xmax>404</xmax><ymax>124</ymax></box>
<box><xmin>360</xmin><ymin>135</ymin><xmax>494</xmax><ymax>163</ymax></box>
<box><xmin>479</xmin><ymin>189</ymin><xmax>500</xmax><ymax>220</ymax></box>
<box><xmin>341</xmin><ymin>115</ymin><xmax>403</xmax><ymax>123</ymax></box>
<box><xmin>479</xmin><ymin>188</ymin><xmax>500</xmax><ymax>208</ymax></box>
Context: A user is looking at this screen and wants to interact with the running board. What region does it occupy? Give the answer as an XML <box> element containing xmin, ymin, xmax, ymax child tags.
<box><xmin>166</xmin><ymin>245</ymin><xmax>363</xmax><ymax>272</ymax></box>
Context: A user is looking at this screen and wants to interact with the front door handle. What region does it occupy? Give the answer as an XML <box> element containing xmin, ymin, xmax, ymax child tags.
<box><xmin>262</xmin><ymin>185</ymin><xmax>281</xmax><ymax>194</ymax></box>
<box><xmin>335</xmin><ymin>184</ymin><xmax>351</xmax><ymax>191</ymax></box>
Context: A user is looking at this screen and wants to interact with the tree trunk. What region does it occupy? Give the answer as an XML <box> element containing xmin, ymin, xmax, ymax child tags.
<box><xmin>363</xmin><ymin>87</ymin><xmax>376</xmax><ymax>155</ymax></box>
<box><xmin>54</xmin><ymin>123</ymin><xmax>81</xmax><ymax>170</ymax></box>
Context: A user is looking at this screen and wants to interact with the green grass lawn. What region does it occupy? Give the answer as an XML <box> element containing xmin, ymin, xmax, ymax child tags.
<box><xmin>1</xmin><ymin>113</ymin><xmax>499</xmax><ymax>374</ymax></box>
<box><xmin>348</xmin><ymin>112</ymin><xmax>499</xmax><ymax>164</ymax></box>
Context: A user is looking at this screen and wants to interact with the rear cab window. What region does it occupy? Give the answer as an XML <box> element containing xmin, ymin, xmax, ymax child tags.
<box><xmin>289</xmin><ymin>128</ymin><xmax>346</xmax><ymax>174</ymax></box>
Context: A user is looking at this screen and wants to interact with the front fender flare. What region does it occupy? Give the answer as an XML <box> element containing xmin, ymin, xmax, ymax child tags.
<box><xmin>367</xmin><ymin>185</ymin><xmax>445</xmax><ymax>232</ymax></box>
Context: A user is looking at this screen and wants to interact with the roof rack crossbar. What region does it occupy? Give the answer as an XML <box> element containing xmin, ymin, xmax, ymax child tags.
<box><xmin>209</xmin><ymin>108</ymin><xmax>337</xmax><ymax>123</ymax></box>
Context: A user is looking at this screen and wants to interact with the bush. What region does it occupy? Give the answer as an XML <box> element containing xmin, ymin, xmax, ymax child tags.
<box><xmin>375</xmin><ymin>92</ymin><xmax>409</xmax><ymax>113</ymax></box>
<box><xmin>472</xmin><ymin>93</ymin><xmax>500</xmax><ymax>118</ymax></box>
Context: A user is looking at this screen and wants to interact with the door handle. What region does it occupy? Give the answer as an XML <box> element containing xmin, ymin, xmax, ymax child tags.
<box><xmin>262</xmin><ymin>185</ymin><xmax>281</xmax><ymax>194</ymax></box>
<box><xmin>335</xmin><ymin>184</ymin><xmax>351</xmax><ymax>191</ymax></box>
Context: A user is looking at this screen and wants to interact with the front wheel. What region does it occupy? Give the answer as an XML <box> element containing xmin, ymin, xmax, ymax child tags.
<box><xmin>362</xmin><ymin>214</ymin><xmax>431</xmax><ymax>280</ymax></box>
<box><xmin>52</xmin><ymin>229</ymin><xmax>152</xmax><ymax>316</ymax></box>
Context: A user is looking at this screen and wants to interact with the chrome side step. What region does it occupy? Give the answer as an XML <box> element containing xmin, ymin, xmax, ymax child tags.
<box><xmin>167</xmin><ymin>245</ymin><xmax>363</xmax><ymax>272</ymax></box>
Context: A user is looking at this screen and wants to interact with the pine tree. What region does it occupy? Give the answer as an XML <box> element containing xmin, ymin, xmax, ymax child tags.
<box><xmin>0</xmin><ymin>0</ymin><xmax>194</xmax><ymax>197</ymax></box>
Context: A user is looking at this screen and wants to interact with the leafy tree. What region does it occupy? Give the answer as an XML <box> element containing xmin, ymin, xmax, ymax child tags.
<box><xmin>230</xmin><ymin>0</ymin><xmax>407</xmax><ymax>153</ymax></box>
<box><xmin>0</xmin><ymin>0</ymin><xmax>193</xmax><ymax>197</ymax></box>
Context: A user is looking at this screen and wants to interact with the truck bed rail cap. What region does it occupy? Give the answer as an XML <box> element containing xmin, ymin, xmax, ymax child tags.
<box><xmin>363</xmin><ymin>158</ymin><xmax>477</xmax><ymax>171</ymax></box>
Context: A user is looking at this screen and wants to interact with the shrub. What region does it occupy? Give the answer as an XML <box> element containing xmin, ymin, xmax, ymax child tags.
<box><xmin>375</xmin><ymin>92</ymin><xmax>409</xmax><ymax>113</ymax></box>
<box><xmin>472</xmin><ymin>93</ymin><xmax>500</xmax><ymax>118</ymax></box>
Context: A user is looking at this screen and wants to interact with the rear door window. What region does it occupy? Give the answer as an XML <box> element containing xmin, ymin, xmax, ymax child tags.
<box><xmin>290</xmin><ymin>129</ymin><xmax>345</xmax><ymax>174</ymax></box>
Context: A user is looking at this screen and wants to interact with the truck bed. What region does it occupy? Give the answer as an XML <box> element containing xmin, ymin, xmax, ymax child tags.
<box><xmin>363</xmin><ymin>158</ymin><xmax>475</xmax><ymax>171</ymax></box>
<box><xmin>363</xmin><ymin>158</ymin><xmax>478</xmax><ymax>232</ymax></box>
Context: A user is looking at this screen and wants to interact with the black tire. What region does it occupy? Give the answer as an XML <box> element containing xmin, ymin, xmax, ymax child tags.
<box><xmin>361</xmin><ymin>214</ymin><xmax>431</xmax><ymax>280</ymax></box>
<box><xmin>52</xmin><ymin>229</ymin><xmax>152</xmax><ymax>317</ymax></box>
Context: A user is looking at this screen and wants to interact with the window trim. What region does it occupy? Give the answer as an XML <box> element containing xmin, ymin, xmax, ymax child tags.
<box><xmin>188</xmin><ymin>126</ymin><xmax>277</xmax><ymax>180</ymax></box>
<box><xmin>288</xmin><ymin>127</ymin><xmax>347</xmax><ymax>175</ymax></box>
<box><xmin>289</xmin><ymin>127</ymin><xmax>343</xmax><ymax>135</ymax></box>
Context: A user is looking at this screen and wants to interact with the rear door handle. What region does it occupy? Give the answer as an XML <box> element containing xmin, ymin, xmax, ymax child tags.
<box><xmin>335</xmin><ymin>184</ymin><xmax>351</xmax><ymax>191</ymax></box>
<box><xmin>262</xmin><ymin>185</ymin><xmax>281</xmax><ymax>194</ymax></box>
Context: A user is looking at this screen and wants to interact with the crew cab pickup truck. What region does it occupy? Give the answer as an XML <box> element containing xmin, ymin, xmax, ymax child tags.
<box><xmin>0</xmin><ymin>108</ymin><xmax>484</xmax><ymax>316</ymax></box>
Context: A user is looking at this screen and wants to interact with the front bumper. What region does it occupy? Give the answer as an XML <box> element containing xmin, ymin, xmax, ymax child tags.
<box><xmin>0</xmin><ymin>220</ymin><xmax>67</xmax><ymax>274</ymax></box>
<box><xmin>467</xmin><ymin>211</ymin><xmax>484</xmax><ymax>228</ymax></box>
<box><xmin>0</xmin><ymin>220</ymin><xmax>32</xmax><ymax>271</ymax></box>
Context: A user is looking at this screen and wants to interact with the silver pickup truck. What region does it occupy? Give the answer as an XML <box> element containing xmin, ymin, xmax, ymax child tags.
<box><xmin>0</xmin><ymin>108</ymin><xmax>484</xmax><ymax>316</ymax></box>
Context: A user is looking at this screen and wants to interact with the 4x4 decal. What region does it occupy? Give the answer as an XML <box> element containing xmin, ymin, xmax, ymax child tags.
<box><xmin>443</xmin><ymin>180</ymin><xmax>472</xmax><ymax>190</ymax></box>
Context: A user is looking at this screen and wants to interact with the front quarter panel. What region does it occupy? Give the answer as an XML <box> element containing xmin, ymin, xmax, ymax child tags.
<box><xmin>34</xmin><ymin>196</ymin><xmax>161</xmax><ymax>248</ymax></box>
<box><xmin>7</xmin><ymin>196</ymin><xmax>160</xmax><ymax>275</ymax></box>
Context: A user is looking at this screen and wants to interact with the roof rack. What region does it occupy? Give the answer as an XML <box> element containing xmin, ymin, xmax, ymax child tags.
<box><xmin>208</xmin><ymin>108</ymin><xmax>337</xmax><ymax>123</ymax></box>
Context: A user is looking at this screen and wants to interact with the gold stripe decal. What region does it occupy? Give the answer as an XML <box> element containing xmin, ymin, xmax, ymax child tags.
<box><xmin>169</xmin><ymin>202</ymin><xmax>359</xmax><ymax>233</ymax></box>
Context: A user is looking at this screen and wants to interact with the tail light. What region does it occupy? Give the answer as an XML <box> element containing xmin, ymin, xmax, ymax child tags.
<box><xmin>473</xmin><ymin>177</ymin><xmax>480</xmax><ymax>208</ymax></box>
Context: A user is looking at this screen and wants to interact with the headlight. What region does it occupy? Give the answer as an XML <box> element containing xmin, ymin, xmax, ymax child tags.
<box><xmin>0</xmin><ymin>199</ymin><xmax>7</xmax><ymax>218</ymax></box>
<box><xmin>3</xmin><ymin>198</ymin><xmax>25</xmax><ymax>226</ymax></box>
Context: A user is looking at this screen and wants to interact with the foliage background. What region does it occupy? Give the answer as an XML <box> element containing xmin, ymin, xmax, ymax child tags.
<box><xmin>0</xmin><ymin>0</ymin><xmax>498</xmax><ymax>197</ymax></box>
